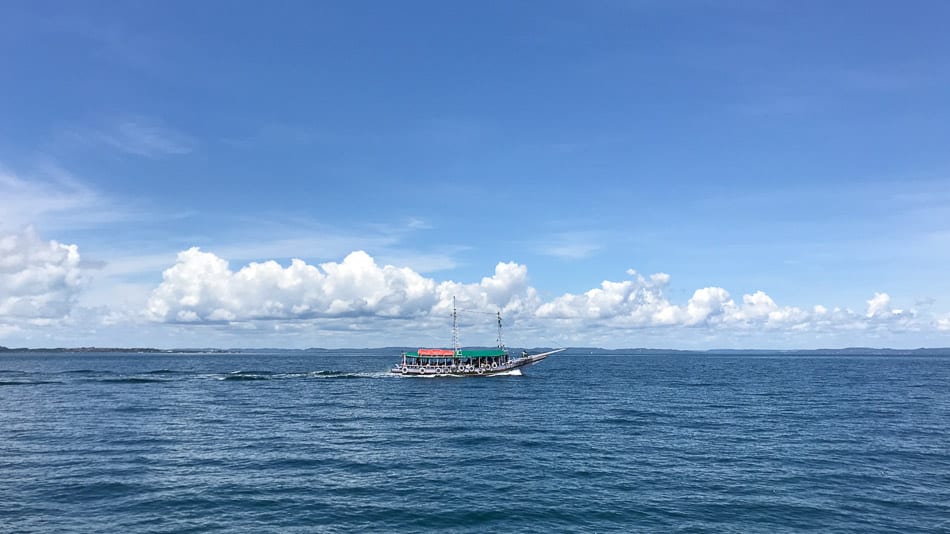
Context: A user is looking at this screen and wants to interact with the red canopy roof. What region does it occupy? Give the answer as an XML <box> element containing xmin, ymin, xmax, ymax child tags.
<box><xmin>417</xmin><ymin>348</ymin><xmax>455</xmax><ymax>356</ymax></box>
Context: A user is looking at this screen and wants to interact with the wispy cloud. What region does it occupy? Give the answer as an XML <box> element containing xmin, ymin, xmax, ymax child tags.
<box><xmin>732</xmin><ymin>64</ymin><xmax>934</xmax><ymax>117</ymax></box>
<box><xmin>212</xmin><ymin>215</ymin><xmax>461</xmax><ymax>266</ymax></box>
<box><xmin>85</xmin><ymin>214</ymin><xmax>460</xmax><ymax>284</ymax></box>
<box><xmin>65</xmin><ymin>115</ymin><xmax>195</xmax><ymax>158</ymax></box>
<box><xmin>376</xmin><ymin>250</ymin><xmax>460</xmax><ymax>273</ymax></box>
<box><xmin>220</xmin><ymin>123</ymin><xmax>327</xmax><ymax>149</ymax></box>
<box><xmin>0</xmin><ymin>163</ymin><xmax>128</xmax><ymax>231</ymax></box>
<box><xmin>536</xmin><ymin>231</ymin><xmax>603</xmax><ymax>260</ymax></box>
<box><xmin>406</xmin><ymin>217</ymin><xmax>432</xmax><ymax>230</ymax></box>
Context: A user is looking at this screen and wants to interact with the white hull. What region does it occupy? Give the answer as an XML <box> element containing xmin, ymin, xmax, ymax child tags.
<box><xmin>392</xmin><ymin>348</ymin><xmax>564</xmax><ymax>377</ymax></box>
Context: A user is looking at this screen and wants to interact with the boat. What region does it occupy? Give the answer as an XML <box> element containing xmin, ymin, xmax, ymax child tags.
<box><xmin>391</xmin><ymin>298</ymin><xmax>564</xmax><ymax>377</ymax></box>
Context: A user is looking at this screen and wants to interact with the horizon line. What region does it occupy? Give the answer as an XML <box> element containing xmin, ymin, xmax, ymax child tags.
<box><xmin>3</xmin><ymin>345</ymin><xmax>950</xmax><ymax>353</ymax></box>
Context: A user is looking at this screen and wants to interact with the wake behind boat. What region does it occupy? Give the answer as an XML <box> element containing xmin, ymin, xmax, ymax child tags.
<box><xmin>392</xmin><ymin>298</ymin><xmax>564</xmax><ymax>377</ymax></box>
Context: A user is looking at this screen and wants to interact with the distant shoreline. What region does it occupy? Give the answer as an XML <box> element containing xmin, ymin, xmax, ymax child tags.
<box><xmin>2</xmin><ymin>346</ymin><xmax>949</xmax><ymax>356</ymax></box>
<box><xmin>0</xmin><ymin>347</ymin><xmax>234</xmax><ymax>354</ymax></box>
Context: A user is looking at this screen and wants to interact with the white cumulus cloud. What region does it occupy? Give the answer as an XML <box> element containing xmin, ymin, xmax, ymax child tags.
<box><xmin>0</xmin><ymin>227</ymin><xmax>84</xmax><ymax>320</ymax></box>
<box><xmin>866</xmin><ymin>292</ymin><xmax>892</xmax><ymax>318</ymax></box>
<box><xmin>141</xmin><ymin>248</ymin><xmax>949</xmax><ymax>347</ymax></box>
<box><xmin>685</xmin><ymin>287</ymin><xmax>737</xmax><ymax>325</ymax></box>
<box><xmin>540</xmin><ymin>269</ymin><xmax>677</xmax><ymax>321</ymax></box>
<box><xmin>146</xmin><ymin>248</ymin><xmax>536</xmax><ymax>323</ymax></box>
<box><xmin>535</xmin><ymin>271</ymin><xmax>808</xmax><ymax>330</ymax></box>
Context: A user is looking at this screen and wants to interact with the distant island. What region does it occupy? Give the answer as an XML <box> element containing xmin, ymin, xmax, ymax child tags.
<box><xmin>0</xmin><ymin>346</ymin><xmax>232</xmax><ymax>354</ymax></box>
<box><xmin>579</xmin><ymin>347</ymin><xmax>950</xmax><ymax>356</ymax></box>
<box><xmin>1</xmin><ymin>346</ymin><xmax>949</xmax><ymax>356</ymax></box>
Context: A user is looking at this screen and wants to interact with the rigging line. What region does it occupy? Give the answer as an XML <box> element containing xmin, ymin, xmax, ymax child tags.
<box><xmin>452</xmin><ymin>305</ymin><xmax>506</xmax><ymax>349</ymax></box>
<box><xmin>455</xmin><ymin>307</ymin><xmax>501</xmax><ymax>316</ymax></box>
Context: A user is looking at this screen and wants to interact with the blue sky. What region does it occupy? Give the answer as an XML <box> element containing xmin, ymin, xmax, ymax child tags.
<box><xmin>2</xmin><ymin>1</ymin><xmax>949</xmax><ymax>349</ymax></box>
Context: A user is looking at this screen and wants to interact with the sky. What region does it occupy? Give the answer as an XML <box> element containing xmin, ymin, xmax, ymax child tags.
<box><xmin>2</xmin><ymin>1</ymin><xmax>950</xmax><ymax>349</ymax></box>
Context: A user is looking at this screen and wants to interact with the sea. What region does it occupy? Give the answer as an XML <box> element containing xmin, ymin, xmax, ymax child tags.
<box><xmin>1</xmin><ymin>348</ymin><xmax>948</xmax><ymax>533</ymax></box>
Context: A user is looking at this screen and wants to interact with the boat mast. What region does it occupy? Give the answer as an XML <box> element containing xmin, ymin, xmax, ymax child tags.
<box><xmin>452</xmin><ymin>296</ymin><xmax>460</xmax><ymax>356</ymax></box>
<box><xmin>496</xmin><ymin>311</ymin><xmax>504</xmax><ymax>349</ymax></box>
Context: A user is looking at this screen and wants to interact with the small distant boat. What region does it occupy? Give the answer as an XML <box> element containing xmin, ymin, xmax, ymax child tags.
<box><xmin>392</xmin><ymin>298</ymin><xmax>564</xmax><ymax>377</ymax></box>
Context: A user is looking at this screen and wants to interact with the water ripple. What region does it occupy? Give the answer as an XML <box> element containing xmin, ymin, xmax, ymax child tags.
<box><xmin>0</xmin><ymin>350</ymin><xmax>948</xmax><ymax>532</ymax></box>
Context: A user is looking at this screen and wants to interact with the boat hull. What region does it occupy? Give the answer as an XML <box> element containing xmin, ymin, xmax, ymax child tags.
<box><xmin>392</xmin><ymin>349</ymin><xmax>564</xmax><ymax>377</ymax></box>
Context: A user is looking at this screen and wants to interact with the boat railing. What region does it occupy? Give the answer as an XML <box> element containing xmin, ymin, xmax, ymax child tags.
<box><xmin>394</xmin><ymin>361</ymin><xmax>505</xmax><ymax>369</ymax></box>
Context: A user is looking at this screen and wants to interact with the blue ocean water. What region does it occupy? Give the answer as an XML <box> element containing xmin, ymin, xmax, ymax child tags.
<box><xmin>1</xmin><ymin>349</ymin><xmax>949</xmax><ymax>533</ymax></box>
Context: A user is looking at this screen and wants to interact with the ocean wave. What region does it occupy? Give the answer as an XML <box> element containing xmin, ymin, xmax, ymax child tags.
<box><xmin>2</xmin><ymin>350</ymin><xmax>948</xmax><ymax>533</ymax></box>
<box><xmin>310</xmin><ymin>370</ymin><xmax>346</xmax><ymax>376</ymax></box>
<box><xmin>220</xmin><ymin>371</ymin><xmax>272</xmax><ymax>381</ymax></box>
<box><xmin>228</xmin><ymin>370</ymin><xmax>277</xmax><ymax>376</ymax></box>
<box><xmin>306</xmin><ymin>370</ymin><xmax>366</xmax><ymax>379</ymax></box>
<box><xmin>98</xmin><ymin>377</ymin><xmax>168</xmax><ymax>384</ymax></box>
<box><xmin>219</xmin><ymin>370</ymin><xmax>372</xmax><ymax>381</ymax></box>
